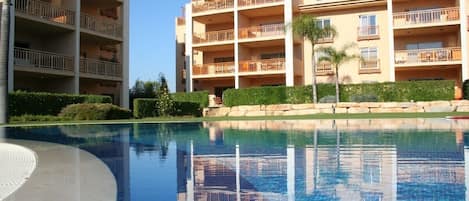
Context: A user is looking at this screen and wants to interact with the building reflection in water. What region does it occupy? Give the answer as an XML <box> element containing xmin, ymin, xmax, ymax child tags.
<box><xmin>175</xmin><ymin>120</ymin><xmax>468</xmax><ymax>201</ymax></box>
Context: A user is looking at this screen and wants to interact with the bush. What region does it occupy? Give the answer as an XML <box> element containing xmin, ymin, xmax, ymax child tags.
<box><xmin>9</xmin><ymin>91</ymin><xmax>112</xmax><ymax>116</ymax></box>
<box><xmin>172</xmin><ymin>91</ymin><xmax>209</xmax><ymax>108</ymax></box>
<box><xmin>59</xmin><ymin>104</ymin><xmax>132</xmax><ymax>120</ymax></box>
<box><xmin>464</xmin><ymin>80</ymin><xmax>469</xmax><ymax>100</ymax></box>
<box><xmin>349</xmin><ymin>94</ymin><xmax>378</xmax><ymax>102</ymax></box>
<box><xmin>223</xmin><ymin>80</ymin><xmax>455</xmax><ymax>106</ymax></box>
<box><xmin>133</xmin><ymin>99</ymin><xmax>158</xmax><ymax>118</ymax></box>
<box><xmin>10</xmin><ymin>115</ymin><xmax>71</xmax><ymax>123</ymax></box>
<box><xmin>133</xmin><ymin>98</ymin><xmax>203</xmax><ymax>118</ymax></box>
<box><xmin>319</xmin><ymin>95</ymin><xmax>337</xmax><ymax>103</ymax></box>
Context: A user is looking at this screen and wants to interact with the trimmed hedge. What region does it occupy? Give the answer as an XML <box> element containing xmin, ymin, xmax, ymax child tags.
<box><xmin>59</xmin><ymin>103</ymin><xmax>132</xmax><ymax>120</ymax></box>
<box><xmin>9</xmin><ymin>91</ymin><xmax>112</xmax><ymax>116</ymax></box>
<box><xmin>172</xmin><ymin>91</ymin><xmax>209</xmax><ymax>107</ymax></box>
<box><xmin>464</xmin><ymin>79</ymin><xmax>469</xmax><ymax>100</ymax></box>
<box><xmin>223</xmin><ymin>80</ymin><xmax>455</xmax><ymax>106</ymax></box>
<box><xmin>133</xmin><ymin>98</ymin><xmax>203</xmax><ymax>118</ymax></box>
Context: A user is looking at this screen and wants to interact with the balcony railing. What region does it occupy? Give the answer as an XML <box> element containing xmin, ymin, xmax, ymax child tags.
<box><xmin>357</xmin><ymin>26</ymin><xmax>379</xmax><ymax>40</ymax></box>
<box><xmin>239</xmin><ymin>24</ymin><xmax>284</xmax><ymax>39</ymax></box>
<box><xmin>359</xmin><ymin>59</ymin><xmax>380</xmax><ymax>74</ymax></box>
<box><xmin>81</xmin><ymin>13</ymin><xmax>122</xmax><ymax>38</ymax></box>
<box><xmin>14</xmin><ymin>47</ymin><xmax>74</xmax><ymax>72</ymax></box>
<box><xmin>193</xmin><ymin>62</ymin><xmax>235</xmax><ymax>76</ymax></box>
<box><xmin>15</xmin><ymin>0</ymin><xmax>75</xmax><ymax>26</ymax></box>
<box><xmin>192</xmin><ymin>0</ymin><xmax>234</xmax><ymax>13</ymax></box>
<box><xmin>193</xmin><ymin>29</ymin><xmax>234</xmax><ymax>44</ymax></box>
<box><xmin>393</xmin><ymin>7</ymin><xmax>460</xmax><ymax>28</ymax></box>
<box><xmin>238</xmin><ymin>0</ymin><xmax>283</xmax><ymax>7</ymax></box>
<box><xmin>316</xmin><ymin>35</ymin><xmax>334</xmax><ymax>44</ymax></box>
<box><xmin>316</xmin><ymin>62</ymin><xmax>333</xmax><ymax>75</ymax></box>
<box><xmin>80</xmin><ymin>58</ymin><xmax>122</xmax><ymax>78</ymax></box>
<box><xmin>395</xmin><ymin>47</ymin><xmax>461</xmax><ymax>65</ymax></box>
<box><xmin>239</xmin><ymin>58</ymin><xmax>285</xmax><ymax>73</ymax></box>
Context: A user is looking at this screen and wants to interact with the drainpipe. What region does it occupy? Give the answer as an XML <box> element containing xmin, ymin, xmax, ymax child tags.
<box><xmin>0</xmin><ymin>0</ymin><xmax>11</xmax><ymax>124</ymax></box>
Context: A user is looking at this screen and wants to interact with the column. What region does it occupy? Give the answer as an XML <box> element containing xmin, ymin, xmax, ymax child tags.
<box><xmin>287</xmin><ymin>145</ymin><xmax>295</xmax><ymax>201</ymax></box>
<box><xmin>73</xmin><ymin>0</ymin><xmax>80</xmax><ymax>94</ymax></box>
<box><xmin>236</xmin><ymin>144</ymin><xmax>241</xmax><ymax>201</ymax></box>
<box><xmin>121</xmin><ymin>0</ymin><xmax>130</xmax><ymax>108</ymax></box>
<box><xmin>185</xmin><ymin>4</ymin><xmax>193</xmax><ymax>92</ymax></box>
<box><xmin>0</xmin><ymin>0</ymin><xmax>10</xmax><ymax>123</ymax></box>
<box><xmin>386</xmin><ymin>0</ymin><xmax>396</xmax><ymax>82</ymax></box>
<box><xmin>284</xmin><ymin>0</ymin><xmax>294</xmax><ymax>86</ymax></box>
<box><xmin>460</xmin><ymin>0</ymin><xmax>468</xmax><ymax>81</ymax></box>
<box><xmin>234</xmin><ymin>1</ymin><xmax>240</xmax><ymax>89</ymax></box>
<box><xmin>7</xmin><ymin>0</ymin><xmax>14</xmax><ymax>92</ymax></box>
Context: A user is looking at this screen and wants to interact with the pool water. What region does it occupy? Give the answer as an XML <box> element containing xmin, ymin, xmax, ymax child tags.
<box><xmin>1</xmin><ymin>119</ymin><xmax>469</xmax><ymax>201</ymax></box>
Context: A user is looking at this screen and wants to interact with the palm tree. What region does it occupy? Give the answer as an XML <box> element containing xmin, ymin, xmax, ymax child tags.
<box><xmin>290</xmin><ymin>15</ymin><xmax>336</xmax><ymax>103</ymax></box>
<box><xmin>317</xmin><ymin>44</ymin><xmax>360</xmax><ymax>103</ymax></box>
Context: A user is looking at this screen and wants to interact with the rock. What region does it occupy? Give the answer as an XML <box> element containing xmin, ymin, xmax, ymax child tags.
<box><xmin>245</xmin><ymin>111</ymin><xmax>266</xmax><ymax>117</ymax></box>
<box><xmin>205</xmin><ymin>107</ymin><xmax>231</xmax><ymax>117</ymax></box>
<box><xmin>228</xmin><ymin>111</ymin><xmax>246</xmax><ymax>117</ymax></box>
<box><xmin>424</xmin><ymin>105</ymin><xmax>455</xmax><ymax>113</ymax></box>
<box><xmin>265</xmin><ymin>104</ymin><xmax>292</xmax><ymax>111</ymax></box>
<box><xmin>291</xmin><ymin>104</ymin><xmax>315</xmax><ymax>110</ymax></box>
<box><xmin>315</xmin><ymin>103</ymin><xmax>334</xmax><ymax>109</ymax></box>
<box><xmin>362</xmin><ymin>102</ymin><xmax>381</xmax><ymax>108</ymax></box>
<box><xmin>347</xmin><ymin>107</ymin><xmax>369</xmax><ymax>114</ymax></box>
<box><xmin>336</xmin><ymin>102</ymin><xmax>359</xmax><ymax>108</ymax></box>
<box><xmin>283</xmin><ymin>109</ymin><xmax>321</xmax><ymax>116</ymax></box>
<box><xmin>334</xmin><ymin>107</ymin><xmax>348</xmax><ymax>114</ymax></box>
<box><xmin>457</xmin><ymin>106</ymin><xmax>469</xmax><ymax>112</ymax></box>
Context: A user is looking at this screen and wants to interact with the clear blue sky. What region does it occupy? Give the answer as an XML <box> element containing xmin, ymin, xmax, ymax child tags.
<box><xmin>130</xmin><ymin>0</ymin><xmax>187</xmax><ymax>92</ymax></box>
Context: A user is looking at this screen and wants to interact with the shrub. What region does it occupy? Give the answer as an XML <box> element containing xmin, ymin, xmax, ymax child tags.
<box><xmin>9</xmin><ymin>91</ymin><xmax>111</xmax><ymax>116</ymax></box>
<box><xmin>10</xmin><ymin>115</ymin><xmax>71</xmax><ymax>123</ymax></box>
<box><xmin>59</xmin><ymin>104</ymin><xmax>132</xmax><ymax>120</ymax></box>
<box><xmin>155</xmin><ymin>76</ymin><xmax>174</xmax><ymax>116</ymax></box>
<box><xmin>223</xmin><ymin>80</ymin><xmax>455</xmax><ymax>106</ymax></box>
<box><xmin>319</xmin><ymin>95</ymin><xmax>337</xmax><ymax>103</ymax></box>
<box><xmin>172</xmin><ymin>91</ymin><xmax>209</xmax><ymax>108</ymax></box>
<box><xmin>349</xmin><ymin>94</ymin><xmax>378</xmax><ymax>103</ymax></box>
<box><xmin>133</xmin><ymin>99</ymin><xmax>158</xmax><ymax>118</ymax></box>
<box><xmin>134</xmin><ymin>99</ymin><xmax>203</xmax><ymax>118</ymax></box>
<box><xmin>464</xmin><ymin>80</ymin><xmax>469</xmax><ymax>100</ymax></box>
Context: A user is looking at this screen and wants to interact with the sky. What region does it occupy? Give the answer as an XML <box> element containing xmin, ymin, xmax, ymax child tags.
<box><xmin>130</xmin><ymin>0</ymin><xmax>188</xmax><ymax>92</ymax></box>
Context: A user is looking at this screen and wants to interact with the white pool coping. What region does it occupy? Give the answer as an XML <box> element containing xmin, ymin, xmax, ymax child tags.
<box><xmin>1</xmin><ymin>140</ymin><xmax>117</xmax><ymax>201</ymax></box>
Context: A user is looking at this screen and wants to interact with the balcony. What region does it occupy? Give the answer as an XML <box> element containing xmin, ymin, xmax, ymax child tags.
<box><xmin>192</xmin><ymin>0</ymin><xmax>234</xmax><ymax>14</ymax></box>
<box><xmin>395</xmin><ymin>47</ymin><xmax>461</xmax><ymax>67</ymax></box>
<box><xmin>238</xmin><ymin>0</ymin><xmax>283</xmax><ymax>7</ymax></box>
<box><xmin>15</xmin><ymin>0</ymin><xmax>75</xmax><ymax>26</ymax></box>
<box><xmin>359</xmin><ymin>59</ymin><xmax>380</xmax><ymax>74</ymax></box>
<box><xmin>14</xmin><ymin>47</ymin><xmax>74</xmax><ymax>74</ymax></box>
<box><xmin>316</xmin><ymin>35</ymin><xmax>334</xmax><ymax>44</ymax></box>
<box><xmin>193</xmin><ymin>29</ymin><xmax>234</xmax><ymax>45</ymax></box>
<box><xmin>393</xmin><ymin>7</ymin><xmax>460</xmax><ymax>29</ymax></box>
<box><xmin>80</xmin><ymin>58</ymin><xmax>122</xmax><ymax>79</ymax></box>
<box><xmin>81</xmin><ymin>13</ymin><xmax>122</xmax><ymax>39</ymax></box>
<box><xmin>315</xmin><ymin>62</ymin><xmax>333</xmax><ymax>76</ymax></box>
<box><xmin>239</xmin><ymin>24</ymin><xmax>284</xmax><ymax>40</ymax></box>
<box><xmin>357</xmin><ymin>26</ymin><xmax>379</xmax><ymax>41</ymax></box>
<box><xmin>192</xmin><ymin>62</ymin><xmax>235</xmax><ymax>77</ymax></box>
<box><xmin>239</xmin><ymin>58</ymin><xmax>285</xmax><ymax>75</ymax></box>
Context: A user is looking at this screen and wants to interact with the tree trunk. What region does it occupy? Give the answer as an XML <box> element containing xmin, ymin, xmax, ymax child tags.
<box><xmin>335</xmin><ymin>64</ymin><xmax>340</xmax><ymax>103</ymax></box>
<box><xmin>311</xmin><ymin>44</ymin><xmax>317</xmax><ymax>103</ymax></box>
<box><xmin>0</xmin><ymin>1</ymin><xmax>9</xmax><ymax>124</ymax></box>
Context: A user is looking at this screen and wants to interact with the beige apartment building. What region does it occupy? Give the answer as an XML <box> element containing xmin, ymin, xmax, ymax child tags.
<box><xmin>4</xmin><ymin>0</ymin><xmax>129</xmax><ymax>107</ymax></box>
<box><xmin>176</xmin><ymin>0</ymin><xmax>469</xmax><ymax>105</ymax></box>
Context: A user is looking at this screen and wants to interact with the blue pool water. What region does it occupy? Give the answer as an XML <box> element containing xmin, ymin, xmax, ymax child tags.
<box><xmin>1</xmin><ymin>119</ymin><xmax>469</xmax><ymax>201</ymax></box>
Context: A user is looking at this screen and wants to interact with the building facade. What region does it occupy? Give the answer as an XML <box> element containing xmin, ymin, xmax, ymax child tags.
<box><xmin>176</xmin><ymin>0</ymin><xmax>469</xmax><ymax>105</ymax></box>
<box><xmin>5</xmin><ymin>0</ymin><xmax>129</xmax><ymax>107</ymax></box>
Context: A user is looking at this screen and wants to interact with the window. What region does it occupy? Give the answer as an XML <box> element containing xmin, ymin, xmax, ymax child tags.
<box><xmin>316</xmin><ymin>19</ymin><xmax>332</xmax><ymax>39</ymax></box>
<box><xmin>361</xmin><ymin>47</ymin><xmax>378</xmax><ymax>60</ymax></box>
<box><xmin>260</xmin><ymin>52</ymin><xmax>285</xmax><ymax>60</ymax></box>
<box><xmin>213</xmin><ymin>57</ymin><xmax>234</xmax><ymax>63</ymax></box>
<box><xmin>359</xmin><ymin>15</ymin><xmax>377</xmax><ymax>35</ymax></box>
<box><xmin>406</xmin><ymin>42</ymin><xmax>442</xmax><ymax>50</ymax></box>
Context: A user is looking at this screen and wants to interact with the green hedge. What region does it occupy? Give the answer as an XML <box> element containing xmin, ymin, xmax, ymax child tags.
<box><xmin>133</xmin><ymin>98</ymin><xmax>203</xmax><ymax>118</ymax></box>
<box><xmin>8</xmin><ymin>91</ymin><xmax>112</xmax><ymax>116</ymax></box>
<box><xmin>59</xmin><ymin>103</ymin><xmax>132</xmax><ymax>120</ymax></box>
<box><xmin>223</xmin><ymin>80</ymin><xmax>455</xmax><ymax>106</ymax></box>
<box><xmin>464</xmin><ymin>80</ymin><xmax>469</xmax><ymax>100</ymax></box>
<box><xmin>172</xmin><ymin>91</ymin><xmax>209</xmax><ymax>108</ymax></box>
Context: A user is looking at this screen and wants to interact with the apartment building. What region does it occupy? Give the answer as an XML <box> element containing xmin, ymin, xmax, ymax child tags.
<box><xmin>176</xmin><ymin>0</ymin><xmax>469</xmax><ymax>105</ymax></box>
<box><xmin>5</xmin><ymin>0</ymin><xmax>129</xmax><ymax>107</ymax></box>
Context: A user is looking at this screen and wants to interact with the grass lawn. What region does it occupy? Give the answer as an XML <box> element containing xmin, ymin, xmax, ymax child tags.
<box><xmin>3</xmin><ymin>112</ymin><xmax>469</xmax><ymax>127</ymax></box>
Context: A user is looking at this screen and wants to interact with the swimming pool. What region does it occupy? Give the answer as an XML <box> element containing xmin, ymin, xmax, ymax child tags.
<box><xmin>1</xmin><ymin>119</ymin><xmax>468</xmax><ymax>201</ymax></box>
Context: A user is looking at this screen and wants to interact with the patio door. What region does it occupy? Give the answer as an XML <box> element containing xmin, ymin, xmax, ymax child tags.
<box><xmin>359</xmin><ymin>15</ymin><xmax>377</xmax><ymax>36</ymax></box>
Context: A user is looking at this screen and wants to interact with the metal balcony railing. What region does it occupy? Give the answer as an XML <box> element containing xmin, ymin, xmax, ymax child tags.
<box><xmin>238</xmin><ymin>0</ymin><xmax>283</xmax><ymax>7</ymax></box>
<box><xmin>393</xmin><ymin>7</ymin><xmax>460</xmax><ymax>27</ymax></box>
<box><xmin>239</xmin><ymin>58</ymin><xmax>285</xmax><ymax>73</ymax></box>
<box><xmin>238</xmin><ymin>24</ymin><xmax>284</xmax><ymax>39</ymax></box>
<box><xmin>193</xmin><ymin>29</ymin><xmax>235</xmax><ymax>44</ymax></box>
<box><xmin>15</xmin><ymin>0</ymin><xmax>75</xmax><ymax>25</ymax></box>
<box><xmin>14</xmin><ymin>47</ymin><xmax>74</xmax><ymax>72</ymax></box>
<box><xmin>193</xmin><ymin>62</ymin><xmax>235</xmax><ymax>76</ymax></box>
<box><xmin>395</xmin><ymin>47</ymin><xmax>461</xmax><ymax>65</ymax></box>
<box><xmin>81</xmin><ymin>13</ymin><xmax>122</xmax><ymax>38</ymax></box>
<box><xmin>357</xmin><ymin>25</ymin><xmax>379</xmax><ymax>40</ymax></box>
<box><xmin>192</xmin><ymin>0</ymin><xmax>234</xmax><ymax>13</ymax></box>
<box><xmin>80</xmin><ymin>58</ymin><xmax>122</xmax><ymax>78</ymax></box>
